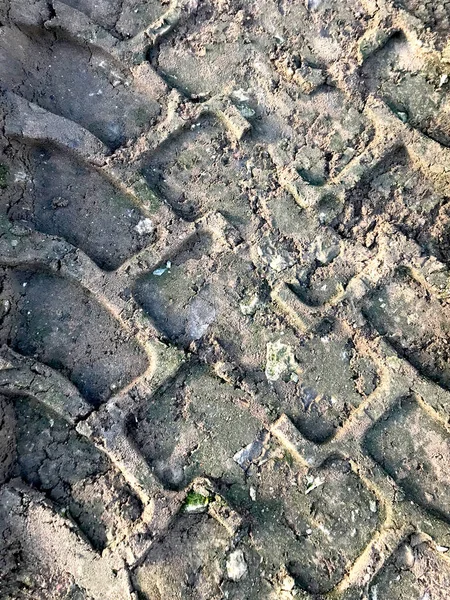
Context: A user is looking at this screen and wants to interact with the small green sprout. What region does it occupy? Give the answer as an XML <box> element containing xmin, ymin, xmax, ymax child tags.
<box><xmin>182</xmin><ymin>491</ymin><xmax>210</xmax><ymax>513</ymax></box>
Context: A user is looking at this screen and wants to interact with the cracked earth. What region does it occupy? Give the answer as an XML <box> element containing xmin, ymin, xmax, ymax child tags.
<box><xmin>1</xmin><ymin>0</ymin><xmax>450</xmax><ymax>599</ymax></box>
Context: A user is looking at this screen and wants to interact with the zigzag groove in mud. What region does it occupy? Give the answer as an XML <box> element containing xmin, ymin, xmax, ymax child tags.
<box><xmin>2</xmin><ymin>0</ymin><xmax>450</xmax><ymax>599</ymax></box>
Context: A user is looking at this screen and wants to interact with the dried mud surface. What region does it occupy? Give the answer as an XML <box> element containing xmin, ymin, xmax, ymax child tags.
<box><xmin>2</xmin><ymin>1</ymin><xmax>450</xmax><ymax>599</ymax></box>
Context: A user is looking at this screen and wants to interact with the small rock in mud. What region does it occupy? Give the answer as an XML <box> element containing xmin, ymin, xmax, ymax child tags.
<box><xmin>226</xmin><ymin>549</ymin><xmax>247</xmax><ymax>581</ymax></box>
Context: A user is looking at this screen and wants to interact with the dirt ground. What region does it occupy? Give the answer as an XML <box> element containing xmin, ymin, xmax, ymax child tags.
<box><xmin>2</xmin><ymin>0</ymin><xmax>450</xmax><ymax>599</ymax></box>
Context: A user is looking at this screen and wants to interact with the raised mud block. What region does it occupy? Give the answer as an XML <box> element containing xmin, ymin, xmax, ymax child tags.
<box><xmin>2</xmin><ymin>270</ymin><xmax>148</xmax><ymax>405</ymax></box>
<box><xmin>366</xmin><ymin>395</ymin><xmax>450</xmax><ymax>523</ymax></box>
<box><xmin>369</xmin><ymin>533</ymin><xmax>450</xmax><ymax>600</ymax></box>
<box><xmin>8</xmin><ymin>145</ymin><xmax>155</xmax><ymax>270</ymax></box>
<box><xmin>251</xmin><ymin>456</ymin><xmax>381</xmax><ymax>594</ymax></box>
<box><xmin>363</xmin><ymin>274</ymin><xmax>450</xmax><ymax>390</ymax></box>
<box><xmin>0</xmin><ymin>483</ymin><xmax>131</xmax><ymax>599</ymax></box>
<box><xmin>0</xmin><ymin>26</ymin><xmax>159</xmax><ymax>148</ymax></box>
<box><xmin>142</xmin><ymin>116</ymin><xmax>252</xmax><ymax>229</ymax></box>
<box><xmin>129</xmin><ymin>364</ymin><xmax>263</xmax><ymax>489</ymax></box>
<box><xmin>134</xmin><ymin>511</ymin><xmax>231</xmax><ymax>600</ymax></box>
<box><xmin>12</xmin><ymin>397</ymin><xmax>143</xmax><ymax>550</ymax></box>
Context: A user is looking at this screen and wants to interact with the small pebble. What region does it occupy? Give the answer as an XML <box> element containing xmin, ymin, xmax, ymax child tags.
<box><xmin>226</xmin><ymin>549</ymin><xmax>247</xmax><ymax>581</ymax></box>
<box><xmin>395</xmin><ymin>544</ymin><xmax>415</xmax><ymax>570</ymax></box>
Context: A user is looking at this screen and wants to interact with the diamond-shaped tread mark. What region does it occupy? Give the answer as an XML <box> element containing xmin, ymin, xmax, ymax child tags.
<box><xmin>134</xmin><ymin>511</ymin><xmax>230</xmax><ymax>599</ymax></box>
<box><xmin>142</xmin><ymin>116</ymin><xmax>254</xmax><ymax>231</ymax></box>
<box><xmin>278</xmin><ymin>321</ymin><xmax>380</xmax><ymax>443</ymax></box>
<box><xmin>363</xmin><ymin>273</ymin><xmax>450</xmax><ymax>391</ymax></box>
<box><xmin>251</xmin><ymin>456</ymin><xmax>381</xmax><ymax>594</ymax></box>
<box><xmin>369</xmin><ymin>532</ymin><xmax>450</xmax><ymax>599</ymax></box>
<box><xmin>129</xmin><ymin>364</ymin><xmax>264</xmax><ymax>490</ymax></box>
<box><xmin>362</xmin><ymin>31</ymin><xmax>450</xmax><ymax>145</ymax></box>
<box><xmin>133</xmin><ymin>232</ymin><xmax>217</xmax><ymax>346</ymax></box>
<box><xmin>366</xmin><ymin>394</ymin><xmax>450</xmax><ymax>523</ymax></box>
<box><xmin>332</xmin><ymin>146</ymin><xmax>444</xmax><ymax>252</ymax></box>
